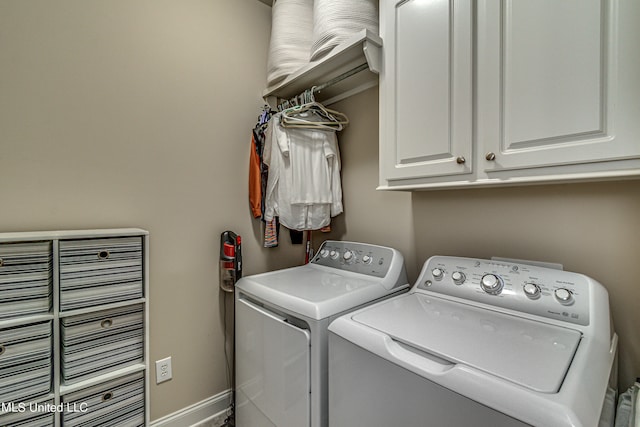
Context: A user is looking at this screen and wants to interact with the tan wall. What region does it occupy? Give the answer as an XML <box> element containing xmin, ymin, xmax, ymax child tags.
<box><xmin>0</xmin><ymin>0</ymin><xmax>306</xmax><ymax>421</ymax></box>
<box><xmin>335</xmin><ymin>87</ymin><xmax>640</xmax><ymax>391</ymax></box>
<box><xmin>313</xmin><ymin>88</ymin><xmax>417</xmax><ymax>278</ymax></box>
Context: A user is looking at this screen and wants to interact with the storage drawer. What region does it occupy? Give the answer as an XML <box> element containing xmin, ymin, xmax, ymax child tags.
<box><xmin>0</xmin><ymin>359</ymin><xmax>52</xmax><ymax>405</ymax></box>
<box><xmin>0</xmin><ymin>321</ymin><xmax>52</xmax><ymax>405</ymax></box>
<box><xmin>61</xmin><ymin>305</ymin><xmax>144</xmax><ymax>384</ymax></box>
<box><xmin>62</xmin><ymin>371</ymin><xmax>145</xmax><ymax>427</ymax></box>
<box><xmin>0</xmin><ymin>321</ymin><xmax>53</xmax><ymax>402</ymax></box>
<box><xmin>0</xmin><ymin>399</ymin><xmax>54</xmax><ymax>427</ymax></box>
<box><xmin>59</xmin><ymin>237</ymin><xmax>143</xmax><ymax>311</ymax></box>
<box><xmin>0</xmin><ymin>321</ymin><xmax>52</xmax><ymax>368</ymax></box>
<box><xmin>0</xmin><ymin>241</ymin><xmax>52</xmax><ymax>319</ymax></box>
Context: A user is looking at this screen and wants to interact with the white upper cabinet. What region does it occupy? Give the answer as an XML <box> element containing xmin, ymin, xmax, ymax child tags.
<box><xmin>379</xmin><ymin>0</ymin><xmax>640</xmax><ymax>190</ymax></box>
<box><xmin>380</xmin><ymin>0</ymin><xmax>473</xmax><ymax>182</ymax></box>
<box><xmin>478</xmin><ymin>0</ymin><xmax>640</xmax><ymax>174</ymax></box>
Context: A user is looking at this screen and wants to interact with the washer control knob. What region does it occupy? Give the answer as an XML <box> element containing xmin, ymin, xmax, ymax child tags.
<box><xmin>451</xmin><ymin>271</ymin><xmax>466</xmax><ymax>285</ymax></box>
<box><xmin>329</xmin><ymin>250</ymin><xmax>339</xmax><ymax>260</ymax></box>
<box><xmin>523</xmin><ymin>283</ymin><xmax>541</xmax><ymax>299</ymax></box>
<box><xmin>343</xmin><ymin>251</ymin><xmax>354</xmax><ymax>263</ymax></box>
<box><xmin>320</xmin><ymin>249</ymin><xmax>330</xmax><ymax>258</ymax></box>
<box><xmin>481</xmin><ymin>274</ymin><xmax>503</xmax><ymax>295</ymax></box>
<box><xmin>554</xmin><ymin>288</ymin><xmax>574</xmax><ymax>305</ymax></box>
<box><xmin>432</xmin><ymin>268</ymin><xmax>444</xmax><ymax>281</ymax></box>
<box><xmin>362</xmin><ymin>255</ymin><xmax>372</xmax><ymax>265</ymax></box>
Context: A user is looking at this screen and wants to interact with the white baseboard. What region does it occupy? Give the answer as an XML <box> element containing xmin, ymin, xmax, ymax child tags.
<box><xmin>150</xmin><ymin>389</ymin><xmax>232</xmax><ymax>427</ymax></box>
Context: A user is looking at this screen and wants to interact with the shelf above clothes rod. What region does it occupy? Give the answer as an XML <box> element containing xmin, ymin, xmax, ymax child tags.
<box><xmin>263</xmin><ymin>29</ymin><xmax>382</xmax><ymax>108</ymax></box>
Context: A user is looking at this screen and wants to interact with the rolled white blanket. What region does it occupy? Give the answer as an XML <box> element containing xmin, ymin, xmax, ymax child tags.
<box><xmin>310</xmin><ymin>0</ymin><xmax>378</xmax><ymax>61</ymax></box>
<box><xmin>266</xmin><ymin>0</ymin><xmax>314</xmax><ymax>86</ymax></box>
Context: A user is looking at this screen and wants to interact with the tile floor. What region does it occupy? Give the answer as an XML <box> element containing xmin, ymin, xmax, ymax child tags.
<box><xmin>194</xmin><ymin>413</ymin><xmax>229</xmax><ymax>427</ymax></box>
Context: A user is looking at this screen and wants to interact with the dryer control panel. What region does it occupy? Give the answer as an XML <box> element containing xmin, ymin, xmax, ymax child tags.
<box><xmin>416</xmin><ymin>256</ymin><xmax>592</xmax><ymax>326</ymax></box>
<box><xmin>312</xmin><ymin>241</ymin><xmax>395</xmax><ymax>279</ymax></box>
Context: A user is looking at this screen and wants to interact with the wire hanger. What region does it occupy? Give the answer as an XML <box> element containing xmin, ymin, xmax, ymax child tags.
<box><xmin>279</xmin><ymin>88</ymin><xmax>349</xmax><ymax>131</ymax></box>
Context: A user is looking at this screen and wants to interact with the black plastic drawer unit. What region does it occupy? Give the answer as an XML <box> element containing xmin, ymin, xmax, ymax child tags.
<box><xmin>61</xmin><ymin>304</ymin><xmax>144</xmax><ymax>384</ymax></box>
<box><xmin>59</xmin><ymin>237</ymin><xmax>143</xmax><ymax>311</ymax></box>
<box><xmin>0</xmin><ymin>241</ymin><xmax>52</xmax><ymax>319</ymax></box>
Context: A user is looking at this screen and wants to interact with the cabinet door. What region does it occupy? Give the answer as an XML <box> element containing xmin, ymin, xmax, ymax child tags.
<box><xmin>477</xmin><ymin>0</ymin><xmax>640</xmax><ymax>173</ymax></box>
<box><xmin>380</xmin><ymin>0</ymin><xmax>473</xmax><ymax>184</ymax></box>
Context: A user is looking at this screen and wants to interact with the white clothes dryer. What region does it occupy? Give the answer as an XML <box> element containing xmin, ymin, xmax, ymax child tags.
<box><xmin>329</xmin><ymin>256</ymin><xmax>618</xmax><ymax>427</ymax></box>
<box><xmin>234</xmin><ymin>240</ymin><xmax>408</xmax><ymax>427</ymax></box>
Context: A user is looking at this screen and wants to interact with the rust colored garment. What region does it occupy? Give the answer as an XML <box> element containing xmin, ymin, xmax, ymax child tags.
<box><xmin>249</xmin><ymin>134</ymin><xmax>262</xmax><ymax>218</ymax></box>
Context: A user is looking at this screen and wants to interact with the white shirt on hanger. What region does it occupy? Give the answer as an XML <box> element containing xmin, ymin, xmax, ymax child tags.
<box><xmin>264</xmin><ymin>113</ymin><xmax>343</xmax><ymax>231</ymax></box>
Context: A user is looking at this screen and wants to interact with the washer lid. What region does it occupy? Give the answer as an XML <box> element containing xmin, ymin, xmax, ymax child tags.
<box><xmin>236</xmin><ymin>265</ymin><xmax>399</xmax><ymax>320</ymax></box>
<box><xmin>352</xmin><ymin>293</ymin><xmax>581</xmax><ymax>393</ymax></box>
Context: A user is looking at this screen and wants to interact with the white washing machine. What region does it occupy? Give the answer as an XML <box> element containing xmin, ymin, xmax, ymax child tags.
<box><xmin>329</xmin><ymin>256</ymin><xmax>618</xmax><ymax>427</ymax></box>
<box><xmin>235</xmin><ymin>240</ymin><xmax>408</xmax><ymax>427</ymax></box>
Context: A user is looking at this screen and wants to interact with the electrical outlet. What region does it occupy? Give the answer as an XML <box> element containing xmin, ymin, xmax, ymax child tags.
<box><xmin>155</xmin><ymin>357</ymin><xmax>172</xmax><ymax>384</ymax></box>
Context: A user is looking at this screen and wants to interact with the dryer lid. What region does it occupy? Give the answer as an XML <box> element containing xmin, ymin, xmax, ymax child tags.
<box><xmin>352</xmin><ymin>293</ymin><xmax>581</xmax><ymax>393</ymax></box>
<box><xmin>236</xmin><ymin>264</ymin><xmax>403</xmax><ymax>320</ymax></box>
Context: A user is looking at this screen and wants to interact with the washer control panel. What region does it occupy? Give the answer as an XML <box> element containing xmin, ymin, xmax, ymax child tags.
<box><xmin>416</xmin><ymin>256</ymin><xmax>590</xmax><ymax>326</ymax></box>
<box><xmin>312</xmin><ymin>241</ymin><xmax>394</xmax><ymax>278</ymax></box>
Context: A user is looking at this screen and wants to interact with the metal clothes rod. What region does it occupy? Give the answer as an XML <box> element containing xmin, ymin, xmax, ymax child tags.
<box><xmin>278</xmin><ymin>63</ymin><xmax>369</xmax><ymax>110</ymax></box>
<box><xmin>313</xmin><ymin>62</ymin><xmax>369</xmax><ymax>94</ymax></box>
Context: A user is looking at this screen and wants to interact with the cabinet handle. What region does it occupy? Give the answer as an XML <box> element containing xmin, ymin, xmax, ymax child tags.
<box><xmin>0</xmin><ymin>344</ymin><xmax>5</xmax><ymax>356</ymax></box>
<box><xmin>0</xmin><ymin>258</ymin><xmax>4</xmax><ymax>267</ymax></box>
<box><xmin>97</xmin><ymin>250</ymin><xmax>110</xmax><ymax>260</ymax></box>
<box><xmin>102</xmin><ymin>391</ymin><xmax>114</xmax><ymax>402</ymax></box>
<box><xmin>100</xmin><ymin>319</ymin><xmax>113</xmax><ymax>328</ymax></box>
<box><xmin>456</xmin><ymin>157</ymin><xmax>466</xmax><ymax>164</ymax></box>
<box><xmin>485</xmin><ymin>152</ymin><xmax>496</xmax><ymax>161</ymax></box>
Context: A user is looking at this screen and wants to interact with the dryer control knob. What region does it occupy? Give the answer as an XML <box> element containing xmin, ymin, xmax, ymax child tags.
<box><xmin>362</xmin><ymin>255</ymin><xmax>372</xmax><ymax>265</ymax></box>
<box><xmin>451</xmin><ymin>271</ymin><xmax>466</xmax><ymax>285</ymax></box>
<box><xmin>320</xmin><ymin>249</ymin><xmax>330</xmax><ymax>258</ymax></box>
<box><xmin>523</xmin><ymin>283</ymin><xmax>541</xmax><ymax>299</ymax></box>
<box><xmin>343</xmin><ymin>251</ymin><xmax>354</xmax><ymax>263</ymax></box>
<box><xmin>554</xmin><ymin>288</ymin><xmax>574</xmax><ymax>305</ymax></box>
<box><xmin>329</xmin><ymin>250</ymin><xmax>339</xmax><ymax>260</ymax></box>
<box><xmin>432</xmin><ymin>268</ymin><xmax>444</xmax><ymax>281</ymax></box>
<box><xmin>481</xmin><ymin>274</ymin><xmax>503</xmax><ymax>295</ymax></box>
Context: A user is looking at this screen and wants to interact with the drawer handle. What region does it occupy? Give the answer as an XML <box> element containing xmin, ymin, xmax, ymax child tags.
<box><xmin>101</xmin><ymin>319</ymin><xmax>113</xmax><ymax>328</ymax></box>
<box><xmin>0</xmin><ymin>258</ymin><xmax>4</xmax><ymax>267</ymax></box>
<box><xmin>97</xmin><ymin>250</ymin><xmax>110</xmax><ymax>260</ymax></box>
<box><xmin>0</xmin><ymin>344</ymin><xmax>5</xmax><ymax>356</ymax></box>
<box><xmin>102</xmin><ymin>391</ymin><xmax>114</xmax><ymax>402</ymax></box>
